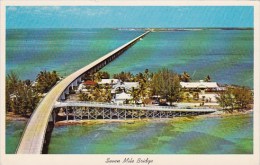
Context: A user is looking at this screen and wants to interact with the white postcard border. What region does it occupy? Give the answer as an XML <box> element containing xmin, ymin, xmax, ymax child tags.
<box><xmin>0</xmin><ymin>1</ymin><xmax>259</xmax><ymax>165</ymax></box>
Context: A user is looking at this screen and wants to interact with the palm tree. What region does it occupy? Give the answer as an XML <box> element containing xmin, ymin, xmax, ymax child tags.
<box><xmin>36</xmin><ymin>70</ymin><xmax>60</xmax><ymax>93</ymax></box>
<box><xmin>130</xmin><ymin>87</ymin><xmax>140</xmax><ymax>104</ymax></box>
<box><xmin>79</xmin><ymin>93</ymin><xmax>92</xmax><ymax>101</ymax></box>
<box><xmin>104</xmin><ymin>89</ymin><xmax>112</xmax><ymax>102</ymax></box>
<box><xmin>113</xmin><ymin>71</ymin><xmax>133</xmax><ymax>82</ymax></box>
<box><xmin>204</xmin><ymin>75</ymin><xmax>211</xmax><ymax>82</ymax></box>
<box><xmin>181</xmin><ymin>71</ymin><xmax>191</xmax><ymax>82</ymax></box>
<box><xmin>137</xmin><ymin>83</ymin><xmax>147</xmax><ymax>104</ymax></box>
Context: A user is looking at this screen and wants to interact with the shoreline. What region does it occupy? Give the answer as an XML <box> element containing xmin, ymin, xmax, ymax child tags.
<box><xmin>196</xmin><ymin>109</ymin><xmax>253</xmax><ymax>119</ymax></box>
<box><xmin>6</xmin><ymin>112</ymin><xmax>29</xmax><ymax>121</ymax></box>
<box><xmin>6</xmin><ymin>109</ymin><xmax>253</xmax><ymax>124</ymax></box>
<box><xmin>54</xmin><ymin>110</ymin><xmax>253</xmax><ymax>127</ymax></box>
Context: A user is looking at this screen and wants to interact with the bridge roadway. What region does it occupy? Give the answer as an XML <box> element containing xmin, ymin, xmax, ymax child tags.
<box><xmin>16</xmin><ymin>31</ymin><xmax>150</xmax><ymax>154</ymax></box>
<box><xmin>54</xmin><ymin>101</ymin><xmax>217</xmax><ymax>112</ymax></box>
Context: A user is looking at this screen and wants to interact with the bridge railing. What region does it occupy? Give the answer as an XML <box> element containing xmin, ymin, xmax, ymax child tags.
<box><xmin>55</xmin><ymin>101</ymin><xmax>215</xmax><ymax>111</ymax></box>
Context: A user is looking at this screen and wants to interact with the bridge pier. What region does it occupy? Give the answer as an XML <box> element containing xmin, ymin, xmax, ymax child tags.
<box><xmin>60</xmin><ymin>92</ymin><xmax>66</xmax><ymax>100</ymax></box>
<box><xmin>65</xmin><ymin>87</ymin><xmax>70</xmax><ymax>95</ymax></box>
<box><xmin>52</xmin><ymin>111</ymin><xmax>56</xmax><ymax>123</ymax></box>
<box><xmin>77</xmin><ymin>77</ymin><xmax>82</xmax><ymax>83</ymax></box>
<box><xmin>73</xmin><ymin>80</ymin><xmax>78</xmax><ymax>87</ymax></box>
<box><xmin>66</xmin><ymin>107</ymin><xmax>68</xmax><ymax>122</ymax></box>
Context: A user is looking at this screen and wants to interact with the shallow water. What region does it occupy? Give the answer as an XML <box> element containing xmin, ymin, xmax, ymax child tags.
<box><xmin>5</xmin><ymin>120</ymin><xmax>27</xmax><ymax>154</ymax></box>
<box><xmin>102</xmin><ymin>30</ymin><xmax>253</xmax><ymax>88</ymax></box>
<box><xmin>6</xmin><ymin>28</ymin><xmax>143</xmax><ymax>80</ymax></box>
<box><xmin>48</xmin><ymin>114</ymin><xmax>253</xmax><ymax>154</ymax></box>
<box><xmin>6</xmin><ymin>29</ymin><xmax>253</xmax><ymax>88</ymax></box>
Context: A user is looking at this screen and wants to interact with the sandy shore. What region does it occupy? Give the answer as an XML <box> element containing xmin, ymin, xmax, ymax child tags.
<box><xmin>196</xmin><ymin>109</ymin><xmax>253</xmax><ymax>119</ymax></box>
<box><xmin>55</xmin><ymin>118</ymin><xmax>151</xmax><ymax>126</ymax></box>
<box><xmin>6</xmin><ymin>112</ymin><xmax>29</xmax><ymax>121</ymax></box>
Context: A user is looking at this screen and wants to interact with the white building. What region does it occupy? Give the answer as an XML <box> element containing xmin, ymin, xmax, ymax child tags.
<box><xmin>180</xmin><ymin>80</ymin><xmax>219</xmax><ymax>91</ymax></box>
<box><xmin>112</xmin><ymin>92</ymin><xmax>132</xmax><ymax>104</ymax></box>
<box><xmin>98</xmin><ymin>79</ymin><xmax>119</xmax><ymax>85</ymax></box>
<box><xmin>111</xmin><ymin>82</ymin><xmax>139</xmax><ymax>93</ymax></box>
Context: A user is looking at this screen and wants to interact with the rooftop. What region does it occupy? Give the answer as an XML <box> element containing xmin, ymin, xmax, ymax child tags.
<box><xmin>180</xmin><ymin>80</ymin><xmax>219</xmax><ymax>89</ymax></box>
<box><xmin>115</xmin><ymin>92</ymin><xmax>132</xmax><ymax>100</ymax></box>
<box><xmin>98</xmin><ymin>79</ymin><xmax>119</xmax><ymax>85</ymax></box>
<box><xmin>84</xmin><ymin>80</ymin><xmax>97</xmax><ymax>86</ymax></box>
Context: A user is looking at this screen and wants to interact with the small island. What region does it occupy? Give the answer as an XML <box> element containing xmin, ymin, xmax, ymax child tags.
<box><xmin>6</xmin><ymin>68</ymin><xmax>253</xmax><ymax>122</ymax></box>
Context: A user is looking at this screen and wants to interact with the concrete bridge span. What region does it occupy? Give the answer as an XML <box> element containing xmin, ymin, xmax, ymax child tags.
<box><xmin>16</xmin><ymin>31</ymin><xmax>150</xmax><ymax>154</ymax></box>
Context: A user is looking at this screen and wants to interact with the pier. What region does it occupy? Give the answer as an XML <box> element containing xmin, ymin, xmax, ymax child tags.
<box><xmin>54</xmin><ymin>101</ymin><xmax>216</xmax><ymax>121</ymax></box>
<box><xmin>16</xmin><ymin>31</ymin><xmax>150</xmax><ymax>154</ymax></box>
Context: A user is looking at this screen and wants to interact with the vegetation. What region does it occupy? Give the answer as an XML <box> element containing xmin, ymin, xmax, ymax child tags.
<box><xmin>35</xmin><ymin>70</ymin><xmax>60</xmax><ymax>93</ymax></box>
<box><xmin>6</xmin><ymin>68</ymin><xmax>253</xmax><ymax>118</ymax></box>
<box><xmin>6</xmin><ymin>71</ymin><xmax>40</xmax><ymax>117</ymax></box>
<box><xmin>151</xmin><ymin>68</ymin><xmax>181</xmax><ymax>105</ymax></box>
<box><xmin>216</xmin><ymin>86</ymin><xmax>253</xmax><ymax>113</ymax></box>
<box><xmin>113</xmin><ymin>71</ymin><xmax>134</xmax><ymax>82</ymax></box>
<box><xmin>83</xmin><ymin>71</ymin><xmax>110</xmax><ymax>82</ymax></box>
<box><xmin>6</xmin><ymin>70</ymin><xmax>60</xmax><ymax>117</ymax></box>
<box><xmin>204</xmin><ymin>75</ymin><xmax>211</xmax><ymax>82</ymax></box>
<box><xmin>78</xmin><ymin>87</ymin><xmax>112</xmax><ymax>102</ymax></box>
<box><xmin>180</xmin><ymin>71</ymin><xmax>191</xmax><ymax>82</ymax></box>
<box><xmin>94</xmin><ymin>71</ymin><xmax>110</xmax><ymax>81</ymax></box>
<box><xmin>78</xmin><ymin>92</ymin><xmax>92</xmax><ymax>101</ymax></box>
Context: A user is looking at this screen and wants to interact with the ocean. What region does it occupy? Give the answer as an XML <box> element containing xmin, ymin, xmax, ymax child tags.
<box><xmin>48</xmin><ymin>114</ymin><xmax>253</xmax><ymax>154</ymax></box>
<box><xmin>5</xmin><ymin>28</ymin><xmax>253</xmax><ymax>154</ymax></box>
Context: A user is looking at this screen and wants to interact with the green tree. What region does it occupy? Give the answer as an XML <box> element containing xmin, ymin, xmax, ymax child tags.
<box><xmin>79</xmin><ymin>93</ymin><xmax>92</xmax><ymax>101</ymax></box>
<box><xmin>180</xmin><ymin>71</ymin><xmax>191</xmax><ymax>82</ymax></box>
<box><xmin>216</xmin><ymin>88</ymin><xmax>235</xmax><ymax>112</ymax></box>
<box><xmin>6</xmin><ymin>72</ymin><xmax>40</xmax><ymax>116</ymax></box>
<box><xmin>105</xmin><ymin>90</ymin><xmax>112</xmax><ymax>102</ymax></box>
<box><xmin>130</xmin><ymin>87</ymin><xmax>140</xmax><ymax>104</ymax></box>
<box><xmin>113</xmin><ymin>71</ymin><xmax>133</xmax><ymax>82</ymax></box>
<box><xmin>151</xmin><ymin>68</ymin><xmax>181</xmax><ymax>105</ymax></box>
<box><xmin>18</xmin><ymin>83</ymin><xmax>40</xmax><ymax>116</ymax></box>
<box><xmin>232</xmin><ymin>87</ymin><xmax>253</xmax><ymax>110</ymax></box>
<box><xmin>216</xmin><ymin>86</ymin><xmax>253</xmax><ymax>113</ymax></box>
<box><xmin>94</xmin><ymin>71</ymin><xmax>110</xmax><ymax>81</ymax></box>
<box><xmin>36</xmin><ymin>70</ymin><xmax>60</xmax><ymax>93</ymax></box>
<box><xmin>6</xmin><ymin>71</ymin><xmax>20</xmax><ymax>112</ymax></box>
<box><xmin>6</xmin><ymin>71</ymin><xmax>20</xmax><ymax>94</ymax></box>
<box><xmin>204</xmin><ymin>75</ymin><xmax>211</xmax><ymax>82</ymax></box>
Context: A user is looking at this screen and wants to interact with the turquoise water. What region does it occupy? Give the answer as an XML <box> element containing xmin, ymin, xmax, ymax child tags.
<box><xmin>5</xmin><ymin>28</ymin><xmax>253</xmax><ymax>154</ymax></box>
<box><xmin>6</xmin><ymin>28</ymin><xmax>143</xmax><ymax>80</ymax></box>
<box><xmin>5</xmin><ymin>120</ymin><xmax>27</xmax><ymax>154</ymax></box>
<box><xmin>48</xmin><ymin>114</ymin><xmax>253</xmax><ymax>154</ymax></box>
<box><xmin>6</xmin><ymin>29</ymin><xmax>253</xmax><ymax>88</ymax></box>
<box><xmin>102</xmin><ymin>30</ymin><xmax>253</xmax><ymax>88</ymax></box>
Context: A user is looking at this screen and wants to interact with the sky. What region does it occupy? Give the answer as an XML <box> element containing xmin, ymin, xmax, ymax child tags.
<box><xmin>6</xmin><ymin>6</ymin><xmax>253</xmax><ymax>29</ymax></box>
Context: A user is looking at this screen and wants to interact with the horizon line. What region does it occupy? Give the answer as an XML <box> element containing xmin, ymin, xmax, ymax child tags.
<box><xmin>6</xmin><ymin>27</ymin><xmax>254</xmax><ymax>30</ymax></box>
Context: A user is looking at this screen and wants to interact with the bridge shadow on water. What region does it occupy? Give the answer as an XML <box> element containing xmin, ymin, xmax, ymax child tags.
<box><xmin>42</xmin><ymin>122</ymin><xmax>54</xmax><ymax>154</ymax></box>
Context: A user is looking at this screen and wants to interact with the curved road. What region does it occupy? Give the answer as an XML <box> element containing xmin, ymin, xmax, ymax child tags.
<box><xmin>16</xmin><ymin>31</ymin><xmax>150</xmax><ymax>154</ymax></box>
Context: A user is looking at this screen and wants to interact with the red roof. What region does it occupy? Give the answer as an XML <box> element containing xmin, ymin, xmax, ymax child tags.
<box><xmin>84</xmin><ymin>80</ymin><xmax>97</xmax><ymax>86</ymax></box>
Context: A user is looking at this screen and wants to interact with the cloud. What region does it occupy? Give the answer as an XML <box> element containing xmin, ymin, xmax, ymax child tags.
<box><xmin>59</xmin><ymin>7</ymin><xmax>110</xmax><ymax>17</ymax></box>
<box><xmin>7</xmin><ymin>6</ymin><xmax>17</xmax><ymax>11</ymax></box>
<box><xmin>7</xmin><ymin>6</ymin><xmax>111</xmax><ymax>18</ymax></box>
